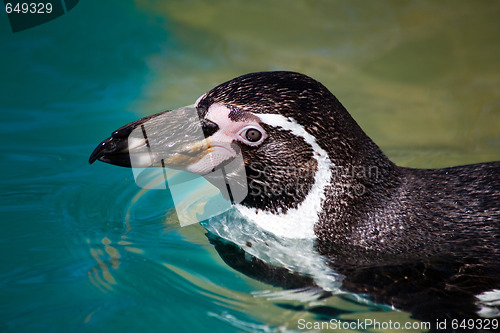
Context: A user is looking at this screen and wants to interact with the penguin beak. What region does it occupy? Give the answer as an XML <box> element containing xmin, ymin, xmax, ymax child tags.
<box><xmin>89</xmin><ymin>106</ymin><xmax>232</xmax><ymax>174</ymax></box>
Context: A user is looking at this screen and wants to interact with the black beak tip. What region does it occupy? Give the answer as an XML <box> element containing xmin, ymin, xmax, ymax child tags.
<box><xmin>88</xmin><ymin>141</ymin><xmax>107</xmax><ymax>164</ymax></box>
<box><xmin>88</xmin><ymin>111</ymin><xmax>169</xmax><ymax>167</ymax></box>
<box><xmin>88</xmin><ymin>143</ymin><xmax>103</xmax><ymax>164</ymax></box>
<box><xmin>88</xmin><ymin>135</ymin><xmax>132</xmax><ymax>168</ymax></box>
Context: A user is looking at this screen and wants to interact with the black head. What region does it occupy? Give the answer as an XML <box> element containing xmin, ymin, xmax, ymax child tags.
<box><xmin>90</xmin><ymin>71</ymin><xmax>391</xmax><ymax>214</ymax></box>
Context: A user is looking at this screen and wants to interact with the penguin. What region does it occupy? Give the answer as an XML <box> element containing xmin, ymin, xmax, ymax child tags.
<box><xmin>89</xmin><ymin>71</ymin><xmax>500</xmax><ymax>329</ymax></box>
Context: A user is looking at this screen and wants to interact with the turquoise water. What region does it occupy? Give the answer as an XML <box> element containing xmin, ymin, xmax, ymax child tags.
<box><xmin>1</xmin><ymin>1</ymin><xmax>499</xmax><ymax>332</ymax></box>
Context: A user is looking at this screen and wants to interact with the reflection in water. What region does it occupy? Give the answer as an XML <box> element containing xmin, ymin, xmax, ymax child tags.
<box><xmin>83</xmin><ymin>174</ymin><xmax>425</xmax><ymax>332</ymax></box>
<box><xmin>88</xmin><ymin>236</ymin><xmax>143</xmax><ymax>294</ymax></box>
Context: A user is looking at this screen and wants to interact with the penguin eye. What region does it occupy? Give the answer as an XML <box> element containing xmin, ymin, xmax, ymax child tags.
<box><xmin>237</xmin><ymin>126</ymin><xmax>266</xmax><ymax>146</ymax></box>
<box><xmin>245</xmin><ymin>128</ymin><xmax>262</xmax><ymax>142</ymax></box>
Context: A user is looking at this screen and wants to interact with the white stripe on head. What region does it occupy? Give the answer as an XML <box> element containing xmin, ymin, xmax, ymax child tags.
<box><xmin>236</xmin><ymin>114</ymin><xmax>333</xmax><ymax>239</ymax></box>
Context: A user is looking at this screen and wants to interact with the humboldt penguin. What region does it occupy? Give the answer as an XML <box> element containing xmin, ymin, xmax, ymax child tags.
<box><xmin>89</xmin><ymin>71</ymin><xmax>500</xmax><ymax>328</ymax></box>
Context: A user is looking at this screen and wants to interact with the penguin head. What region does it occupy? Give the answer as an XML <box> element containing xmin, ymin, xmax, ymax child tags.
<box><xmin>90</xmin><ymin>71</ymin><xmax>384</xmax><ymax>219</ymax></box>
<box><xmin>192</xmin><ymin>72</ymin><xmax>327</xmax><ymax>212</ymax></box>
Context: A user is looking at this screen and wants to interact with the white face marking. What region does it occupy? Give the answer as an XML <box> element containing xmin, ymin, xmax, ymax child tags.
<box><xmin>193</xmin><ymin>98</ymin><xmax>333</xmax><ymax>240</ymax></box>
<box><xmin>236</xmin><ymin>114</ymin><xmax>334</xmax><ymax>239</ymax></box>
<box><xmin>185</xmin><ymin>102</ymin><xmax>266</xmax><ymax>175</ymax></box>
<box><xmin>206</xmin><ymin>103</ymin><xmax>243</xmax><ymax>140</ymax></box>
<box><xmin>205</xmin><ymin>103</ymin><xmax>267</xmax><ymax>146</ymax></box>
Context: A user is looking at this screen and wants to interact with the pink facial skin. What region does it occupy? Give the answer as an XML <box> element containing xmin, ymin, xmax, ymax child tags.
<box><xmin>186</xmin><ymin>103</ymin><xmax>267</xmax><ymax>175</ymax></box>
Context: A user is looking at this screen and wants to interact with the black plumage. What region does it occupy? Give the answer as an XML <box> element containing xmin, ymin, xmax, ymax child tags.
<box><xmin>198</xmin><ymin>72</ymin><xmax>500</xmax><ymax>328</ymax></box>
<box><xmin>90</xmin><ymin>71</ymin><xmax>499</xmax><ymax>330</ymax></box>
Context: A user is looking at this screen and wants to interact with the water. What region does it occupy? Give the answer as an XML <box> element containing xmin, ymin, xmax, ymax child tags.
<box><xmin>1</xmin><ymin>1</ymin><xmax>499</xmax><ymax>332</ymax></box>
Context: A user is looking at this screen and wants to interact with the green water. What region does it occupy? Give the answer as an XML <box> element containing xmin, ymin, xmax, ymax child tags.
<box><xmin>1</xmin><ymin>1</ymin><xmax>499</xmax><ymax>332</ymax></box>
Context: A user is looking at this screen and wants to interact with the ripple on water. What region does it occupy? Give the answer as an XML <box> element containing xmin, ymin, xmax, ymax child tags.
<box><xmin>1</xmin><ymin>142</ymin><xmax>421</xmax><ymax>332</ymax></box>
<box><xmin>75</xmin><ymin>169</ymin><xmax>421</xmax><ymax>332</ymax></box>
